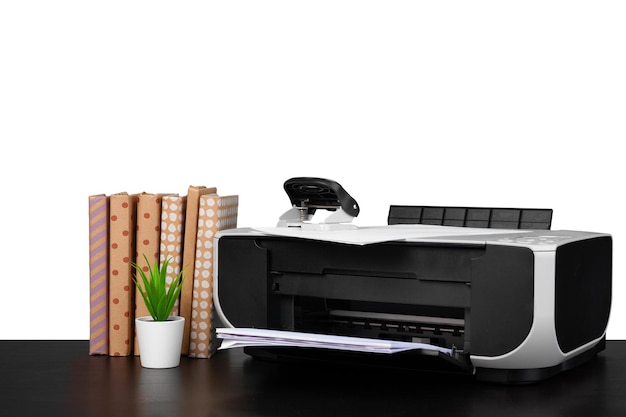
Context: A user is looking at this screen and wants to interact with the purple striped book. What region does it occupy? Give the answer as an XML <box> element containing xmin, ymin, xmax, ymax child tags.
<box><xmin>89</xmin><ymin>194</ymin><xmax>109</xmax><ymax>355</ymax></box>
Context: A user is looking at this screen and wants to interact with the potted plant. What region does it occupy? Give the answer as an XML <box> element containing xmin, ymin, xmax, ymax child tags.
<box><xmin>132</xmin><ymin>254</ymin><xmax>185</xmax><ymax>368</ymax></box>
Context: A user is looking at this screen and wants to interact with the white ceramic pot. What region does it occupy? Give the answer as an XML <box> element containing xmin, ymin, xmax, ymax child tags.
<box><xmin>135</xmin><ymin>316</ymin><xmax>185</xmax><ymax>368</ymax></box>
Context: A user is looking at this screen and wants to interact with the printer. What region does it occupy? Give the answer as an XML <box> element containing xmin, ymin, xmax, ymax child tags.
<box><xmin>213</xmin><ymin>178</ymin><xmax>612</xmax><ymax>383</ymax></box>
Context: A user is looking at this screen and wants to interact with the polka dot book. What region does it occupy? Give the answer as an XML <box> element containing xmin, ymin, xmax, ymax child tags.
<box><xmin>159</xmin><ymin>194</ymin><xmax>187</xmax><ymax>316</ymax></box>
<box><xmin>180</xmin><ymin>185</ymin><xmax>217</xmax><ymax>355</ymax></box>
<box><xmin>133</xmin><ymin>192</ymin><xmax>169</xmax><ymax>356</ymax></box>
<box><xmin>188</xmin><ymin>194</ymin><xmax>239</xmax><ymax>358</ymax></box>
<box><xmin>108</xmin><ymin>192</ymin><xmax>138</xmax><ymax>357</ymax></box>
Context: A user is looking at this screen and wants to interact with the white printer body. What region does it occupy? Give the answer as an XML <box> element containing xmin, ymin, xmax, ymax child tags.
<box><xmin>213</xmin><ymin>224</ymin><xmax>612</xmax><ymax>384</ymax></box>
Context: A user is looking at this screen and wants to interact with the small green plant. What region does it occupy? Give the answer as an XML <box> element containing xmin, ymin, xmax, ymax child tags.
<box><xmin>132</xmin><ymin>254</ymin><xmax>184</xmax><ymax>321</ymax></box>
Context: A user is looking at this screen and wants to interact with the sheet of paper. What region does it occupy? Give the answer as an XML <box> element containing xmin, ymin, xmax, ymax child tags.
<box><xmin>252</xmin><ymin>224</ymin><xmax>527</xmax><ymax>245</ymax></box>
<box><xmin>216</xmin><ymin>328</ymin><xmax>452</xmax><ymax>355</ymax></box>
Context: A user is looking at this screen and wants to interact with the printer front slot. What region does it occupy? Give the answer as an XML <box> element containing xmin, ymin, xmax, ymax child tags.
<box><xmin>284</xmin><ymin>296</ymin><xmax>467</xmax><ymax>351</ymax></box>
<box><xmin>328</xmin><ymin>308</ymin><xmax>466</xmax><ymax>350</ymax></box>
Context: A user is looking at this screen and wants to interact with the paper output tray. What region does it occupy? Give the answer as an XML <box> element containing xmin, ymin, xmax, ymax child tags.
<box><xmin>243</xmin><ymin>346</ymin><xmax>475</xmax><ymax>376</ymax></box>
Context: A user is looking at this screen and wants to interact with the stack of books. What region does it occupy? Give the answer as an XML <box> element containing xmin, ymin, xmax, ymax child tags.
<box><xmin>88</xmin><ymin>186</ymin><xmax>239</xmax><ymax>358</ymax></box>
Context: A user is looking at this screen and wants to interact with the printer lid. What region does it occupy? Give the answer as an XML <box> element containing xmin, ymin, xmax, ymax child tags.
<box><xmin>227</xmin><ymin>224</ymin><xmax>608</xmax><ymax>252</ymax></box>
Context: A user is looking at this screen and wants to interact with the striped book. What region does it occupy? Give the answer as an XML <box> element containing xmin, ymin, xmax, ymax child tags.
<box><xmin>88</xmin><ymin>194</ymin><xmax>110</xmax><ymax>355</ymax></box>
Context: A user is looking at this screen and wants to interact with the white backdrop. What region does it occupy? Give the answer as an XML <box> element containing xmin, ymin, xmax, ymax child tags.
<box><xmin>1</xmin><ymin>1</ymin><xmax>624</xmax><ymax>339</ymax></box>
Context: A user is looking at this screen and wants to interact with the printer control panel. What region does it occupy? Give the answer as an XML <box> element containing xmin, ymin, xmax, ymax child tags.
<box><xmin>495</xmin><ymin>234</ymin><xmax>573</xmax><ymax>246</ymax></box>
<box><xmin>404</xmin><ymin>229</ymin><xmax>607</xmax><ymax>252</ymax></box>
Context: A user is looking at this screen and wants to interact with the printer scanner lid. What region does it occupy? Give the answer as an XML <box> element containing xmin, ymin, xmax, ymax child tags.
<box><xmin>219</xmin><ymin>224</ymin><xmax>609</xmax><ymax>252</ymax></box>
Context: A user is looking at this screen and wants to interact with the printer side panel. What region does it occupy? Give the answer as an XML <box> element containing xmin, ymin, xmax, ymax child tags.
<box><xmin>215</xmin><ymin>237</ymin><xmax>278</xmax><ymax>329</ymax></box>
<box><xmin>471</xmin><ymin>235</ymin><xmax>611</xmax><ymax>383</ymax></box>
<box><xmin>470</xmin><ymin>245</ymin><xmax>535</xmax><ymax>357</ymax></box>
<box><xmin>555</xmin><ymin>236</ymin><xmax>612</xmax><ymax>353</ymax></box>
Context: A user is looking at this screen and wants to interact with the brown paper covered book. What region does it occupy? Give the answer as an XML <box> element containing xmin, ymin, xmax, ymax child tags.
<box><xmin>188</xmin><ymin>194</ymin><xmax>239</xmax><ymax>358</ymax></box>
<box><xmin>89</xmin><ymin>194</ymin><xmax>109</xmax><ymax>355</ymax></box>
<box><xmin>180</xmin><ymin>185</ymin><xmax>217</xmax><ymax>355</ymax></box>
<box><xmin>133</xmin><ymin>192</ymin><xmax>165</xmax><ymax>355</ymax></box>
<box><xmin>108</xmin><ymin>192</ymin><xmax>137</xmax><ymax>356</ymax></box>
<box><xmin>159</xmin><ymin>194</ymin><xmax>187</xmax><ymax>316</ymax></box>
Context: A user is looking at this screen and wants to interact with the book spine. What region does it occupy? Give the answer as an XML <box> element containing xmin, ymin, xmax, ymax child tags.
<box><xmin>188</xmin><ymin>195</ymin><xmax>238</xmax><ymax>358</ymax></box>
<box><xmin>108</xmin><ymin>193</ymin><xmax>137</xmax><ymax>356</ymax></box>
<box><xmin>133</xmin><ymin>193</ymin><xmax>164</xmax><ymax>355</ymax></box>
<box><xmin>89</xmin><ymin>194</ymin><xmax>109</xmax><ymax>355</ymax></box>
<box><xmin>180</xmin><ymin>186</ymin><xmax>217</xmax><ymax>355</ymax></box>
<box><xmin>159</xmin><ymin>195</ymin><xmax>187</xmax><ymax>316</ymax></box>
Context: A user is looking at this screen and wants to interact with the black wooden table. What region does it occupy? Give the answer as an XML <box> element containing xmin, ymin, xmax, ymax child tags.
<box><xmin>1</xmin><ymin>340</ymin><xmax>625</xmax><ymax>417</ymax></box>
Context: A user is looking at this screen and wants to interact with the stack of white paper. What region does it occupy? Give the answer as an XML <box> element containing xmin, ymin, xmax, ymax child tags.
<box><xmin>216</xmin><ymin>328</ymin><xmax>452</xmax><ymax>355</ymax></box>
<box><xmin>252</xmin><ymin>224</ymin><xmax>527</xmax><ymax>246</ymax></box>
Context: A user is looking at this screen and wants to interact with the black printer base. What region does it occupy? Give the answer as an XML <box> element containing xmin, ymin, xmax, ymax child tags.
<box><xmin>244</xmin><ymin>337</ymin><xmax>606</xmax><ymax>385</ymax></box>
<box><xmin>244</xmin><ymin>346</ymin><xmax>475</xmax><ymax>379</ymax></box>
<box><xmin>474</xmin><ymin>337</ymin><xmax>606</xmax><ymax>384</ymax></box>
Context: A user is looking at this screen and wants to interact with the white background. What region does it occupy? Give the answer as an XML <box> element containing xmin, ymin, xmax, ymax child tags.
<box><xmin>1</xmin><ymin>1</ymin><xmax>624</xmax><ymax>340</ymax></box>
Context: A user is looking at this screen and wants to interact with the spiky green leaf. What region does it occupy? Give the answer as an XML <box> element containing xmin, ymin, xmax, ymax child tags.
<box><xmin>131</xmin><ymin>253</ymin><xmax>184</xmax><ymax>321</ymax></box>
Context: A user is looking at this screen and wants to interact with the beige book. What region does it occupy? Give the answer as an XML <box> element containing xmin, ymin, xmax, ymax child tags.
<box><xmin>108</xmin><ymin>192</ymin><xmax>138</xmax><ymax>356</ymax></box>
<box><xmin>188</xmin><ymin>194</ymin><xmax>239</xmax><ymax>358</ymax></box>
<box><xmin>180</xmin><ymin>185</ymin><xmax>217</xmax><ymax>355</ymax></box>
<box><xmin>133</xmin><ymin>192</ymin><xmax>166</xmax><ymax>355</ymax></box>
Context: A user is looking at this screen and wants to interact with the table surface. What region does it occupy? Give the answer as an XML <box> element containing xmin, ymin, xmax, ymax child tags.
<box><xmin>1</xmin><ymin>340</ymin><xmax>625</xmax><ymax>417</ymax></box>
